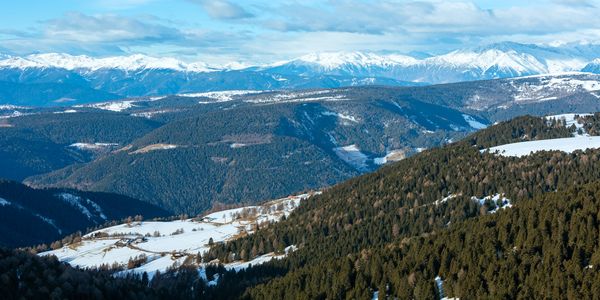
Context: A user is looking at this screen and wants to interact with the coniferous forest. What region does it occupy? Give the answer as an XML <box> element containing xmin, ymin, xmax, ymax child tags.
<box><xmin>2</xmin><ymin>113</ymin><xmax>600</xmax><ymax>299</ymax></box>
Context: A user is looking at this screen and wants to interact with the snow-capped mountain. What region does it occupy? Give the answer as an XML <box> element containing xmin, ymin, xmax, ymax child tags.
<box><xmin>0</xmin><ymin>53</ymin><xmax>217</xmax><ymax>72</ymax></box>
<box><xmin>1</xmin><ymin>42</ymin><xmax>600</xmax><ymax>106</ymax></box>
<box><xmin>583</xmin><ymin>59</ymin><xmax>600</xmax><ymax>73</ymax></box>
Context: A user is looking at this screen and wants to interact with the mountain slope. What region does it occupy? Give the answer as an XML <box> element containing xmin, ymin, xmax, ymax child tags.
<box><xmin>1</xmin><ymin>42</ymin><xmax>600</xmax><ymax>106</ymax></box>
<box><xmin>25</xmin><ymin>97</ymin><xmax>476</xmax><ymax>214</ymax></box>
<box><xmin>0</xmin><ymin>180</ymin><xmax>169</xmax><ymax>248</ymax></box>
<box><xmin>0</xmin><ymin>111</ymin><xmax>161</xmax><ymax>181</ymax></box>
<box><xmin>37</xmin><ymin>112</ymin><xmax>600</xmax><ymax>299</ymax></box>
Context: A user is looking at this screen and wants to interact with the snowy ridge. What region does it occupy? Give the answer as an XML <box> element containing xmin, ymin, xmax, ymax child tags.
<box><xmin>0</xmin><ymin>53</ymin><xmax>217</xmax><ymax>72</ymax></box>
<box><xmin>41</xmin><ymin>192</ymin><xmax>320</xmax><ymax>278</ymax></box>
<box><xmin>274</xmin><ymin>51</ymin><xmax>419</xmax><ymax>69</ymax></box>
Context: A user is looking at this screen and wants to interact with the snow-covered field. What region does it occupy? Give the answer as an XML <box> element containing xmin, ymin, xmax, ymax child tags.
<box><xmin>485</xmin><ymin>136</ymin><xmax>600</xmax><ymax>157</ymax></box>
<box><xmin>41</xmin><ymin>192</ymin><xmax>319</xmax><ymax>278</ymax></box>
<box><xmin>333</xmin><ymin>144</ymin><xmax>369</xmax><ymax>171</ymax></box>
<box><xmin>178</xmin><ymin>90</ymin><xmax>263</xmax><ymax>103</ymax></box>
<box><xmin>76</xmin><ymin>100</ymin><xmax>137</xmax><ymax>112</ymax></box>
<box><xmin>69</xmin><ymin>142</ymin><xmax>119</xmax><ymax>151</ymax></box>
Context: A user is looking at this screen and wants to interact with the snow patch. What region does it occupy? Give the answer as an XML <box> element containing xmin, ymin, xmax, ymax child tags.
<box><xmin>374</xmin><ymin>150</ymin><xmax>406</xmax><ymax>165</ymax></box>
<box><xmin>471</xmin><ymin>194</ymin><xmax>512</xmax><ymax>213</ymax></box>
<box><xmin>57</xmin><ymin>193</ymin><xmax>94</xmax><ymax>220</ymax></box>
<box><xmin>485</xmin><ymin>136</ymin><xmax>600</xmax><ymax>157</ymax></box>
<box><xmin>333</xmin><ymin>144</ymin><xmax>369</xmax><ymax>171</ymax></box>
<box><xmin>178</xmin><ymin>90</ymin><xmax>263</xmax><ymax>103</ymax></box>
<box><xmin>77</xmin><ymin>101</ymin><xmax>136</xmax><ymax>112</ymax></box>
<box><xmin>321</xmin><ymin>111</ymin><xmax>359</xmax><ymax>123</ymax></box>
<box><xmin>462</xmin><ymin>114</ymin><xmax>487</xmax><ymax>129</ymax></box>
<box><xmin>0</xmin><ymin>197</ymin><xmax>10</xmax><ymax>206</ymax></box>
<box><xmin>130</xmin><ymin>144</ymin><xmax>179</xmax><ymax>154</ymax></box>
<box><xmin>69</xmin><ymin>142</ymin><xmax>119</xmax><ymax>150</ymax></box>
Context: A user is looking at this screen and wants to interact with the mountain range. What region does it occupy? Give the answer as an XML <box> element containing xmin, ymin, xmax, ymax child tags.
<box><xmin>2</xmin><ymin>42</ymin><xmax>600</xmax><ymax>106</ymax></box>
<box><xmin>0</xmin><ymin>72</ymin><xmax>596</xmax><ymax>215</ymax></box>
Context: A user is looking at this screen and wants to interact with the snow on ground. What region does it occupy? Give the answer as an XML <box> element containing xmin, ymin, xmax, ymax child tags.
<box><xmin>484</xmin><ymin>136</ymin><xmax>600</xmax><ymax>157</ymax></box>
<box><xmin>545</xmin><ymin>113</ymin><xmax>592</xmax><ymax>136</ymax></box>
<box><xmin>333</xmin><ymin>144</ymin><xmax>369</xmax><ymax>171</ymax></box>
<box><xmin>471</xmin><ymin>194</ymin><xmax>512</xmax><ymax>213</ymax></box>
<box><xmin>130</xmin><ymin>144</ymin><xmax>179</xmax><ymax>154</ymax></box>
<box><xmin>77</xmin><ymin>100</ymin><xmax>137</xmax><ymax>112</ymax></box>
<box><xmin>0</xmin><ymin>105</ymin><xmax>28</xmax><ymax>110</ymax></box>
<box><xmin>434</xmin><ymin>194</ymin><xmax>459</xmax><ymax>206</ymax></box>
<box><xmin>321</xmin><ymin>111</ymin><xmax>359</xmax><ymax>123</ymax></box>
<box><xmin>53</xmin><ymin>109</ymin><xmax>77</xmax><ymax>114</ymax></box>
<box><xmin>511</xmin><ymin>75</ymin><xmax>600</xmax><ymax>102</ymax></box>
<box><xmin>57</xmin><ymin>193</ymin><xmax>94</xmax><ymax>219</ymax></box>
<box><xmin>69</xmin><ymin>142</ymin><xmax>119</xmax><ymax>150</ymax></box>
<box><xmin>130</xmin><ymin>109</ymin><xmax>177</xmax><ymax>118</ymax></box>
<box><xmin>462</xmin><ymin>114</ymin><xmax>487</xmax><ymax>129</ymax></box>
<box><xmin>374</xmin><ymin>150</ymin><xmax>406</xmax><ymax>165</ymax></box>
<box><xmin>372</xmin><ymin>291</ymin><xmax>379</xmax><ymax>300</ymax></box>
<box><xmin>245</xmin><ymin>90</ymin><xmax>348</xmax><ymax>104</ymax></box>
<box><xmin>41</xmin><ymin>192</ymin><xmax>319</xmax><ymax>278</ymax></box>
<box><xmin>0</xmin><ymin>197</ymin><xmax>10</xmax><ymax>206</ymax></box>
<box><xmin>177</xmin><ymin>90</ymin><xmax>263</xmax><ymax>103</ymax></box>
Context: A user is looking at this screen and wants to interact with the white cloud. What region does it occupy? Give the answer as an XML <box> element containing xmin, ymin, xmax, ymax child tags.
<box><xmin>191</xmin><ymin>0</ymin><xmax>254</xmax><ymax>19</ymax></box>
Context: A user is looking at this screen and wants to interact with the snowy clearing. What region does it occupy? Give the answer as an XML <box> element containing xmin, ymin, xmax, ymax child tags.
<box><xmin>333</xmin><ymin>144</ymin><xmax>369</xmax><ymax>171</ymax></box>
<box><xmin>41</xmin><ymin>192</ymin><xmax>319</xmax><ymax>278</ymax></box>
<box><xmin>69</xmin><ymin>142</ymin><xmax>119</xmax><ymax>150</ymax></box>
<box><xmin>462</xmin><ymin>114</ymin><xmax>487</xmax><ymax>129</ymax></box>
<box><xmin>76</xmin><ymin>101</ymin><xmax>136</xmax><ymax>112</ymax></box>
<box><xmin>130</xmin><ymin>144</ymin><xmax>179</xmax><ymax>154</ymax></box>
<box><xmin>471</xmin><ymin>194</ymin><xmax>512</xmax><ymax>214</ymax></box>
<box><xmin>484</xmin><ymin>136</ymin><xmax>600</xmax><ymax>157</ymax></box>
<box><xmin>374</xmin><ymin>150</ymin><xmax>406</xmax><ymax>165</ymax></box>
<box><xmin>321</xmin><ymin>111</ymin><xmax>359</xmax><ymax>123</ymax></box>
<box><xmin>177</xmin><ymin>90</ymin><xmax>263</xmax><ymax>103</ymax></box>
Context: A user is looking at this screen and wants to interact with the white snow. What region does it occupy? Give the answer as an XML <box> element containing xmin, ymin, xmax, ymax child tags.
<box><xmin>485</xmin><ymin>136</ymin><xmax>600</xmax><ymax>157</ymax></box>
<box><xmin>471</xmin><ymin>194</ymin><xmax>512</xmax><ymax>213</ymax></box>
<box><xmin>41</xmin><ymin>192</ymin><xmax>319</xmax><ymax>278</ymax></box>
<box><xmin>244</xmin><ymin>90</ymin><xmax>348</xmax><ymax>104</ymax></box>
<box><xmin>35</xmin><ymin>214</ymin><xmax>62</xmax><ymax>234</ymax></box>
<box><xmin>130</xmin><ymin>144</ymin><xmax>179</xmax><ymax>154</ymax></box>
<box><xmin>545</xmin><ymin>113</ymin><xmax>592</xmax><ymax>136</ymax></box>
<box><xmin>69</xmin><ymin>142</ymin><xmax>119</xmax><ymax>150</ymax></box>
<box><xmin>333</xmin><ymin>144</ymin><xmax>369</xmax><ymax>171</ymax></box>
<box><xmin>177</xmin><ymin>90</ymin><xmax>263</xmax><ymax>103</ymax></box>
<box><xmin>434</xmin><ymin>194</ymin><xmax>458</xmax><ymax>206</ymax></box>
<box><xmin>321</xmin><ymin>111</ymin><xmax>359</xmax><ymax>123</ymax></box>
<box><xmin>57</xmin><ymin>193</ymin><xmax>94</xmax><ymax>220</ymax></box>
<box><xmin>511</xmin><ymin>75</ymin><xmax>600</xmax><ymax>102</ymax></box>
<box><xmin>373</xmin><ymin>150</ymin><xmax>405</xmax><ymax>165</ymax></box>
<box><xmin>462</xmin><ymin>114</ymin><xmax>487</xmax><ymax>129</ymax></box>
<box><xmin>0</xmin><ymin>197</ymin><xmax>10</xmax><ymax>206</ymax></box>
<box><xmin>0</xmin><ymin>53</ymin><xmax>218</xmax><ymax>72</ymax></box>
<box><xmin>80</xmin><ymin>101</ymin><xmax>136</xmax><ymax>112</ymax></box>
<box><xmin>271</xmin><ymin>51</ymin><xmax>418</xmax><ymax>70</ymax></box>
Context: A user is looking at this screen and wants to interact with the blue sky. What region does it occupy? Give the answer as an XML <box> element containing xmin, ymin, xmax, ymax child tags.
<box><xmin>1</xmin><ymin>0</ymin><xmax>599</xmax><ymax>64</ymax></box>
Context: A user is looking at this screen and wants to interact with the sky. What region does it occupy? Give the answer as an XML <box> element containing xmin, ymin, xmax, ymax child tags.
<box><xmin>1</xmin><ymin>0</ymin><xmax>600</xmax><ymax>64</ymax></box>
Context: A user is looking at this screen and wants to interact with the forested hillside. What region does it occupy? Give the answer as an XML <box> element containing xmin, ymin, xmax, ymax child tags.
<box><xmin>6</xmin><ymin>110</ymin><xmax>600</xmax><ymax>299</ymax></box>
<box><xmin>0</xmin><ymin>180</ymin><xmax>169</xmax><ymax>247</ymax></box>
<box><xmin>192</xmin><ymin>113</ymin><xmax>600</xmax><ymax>299</ymax></box>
